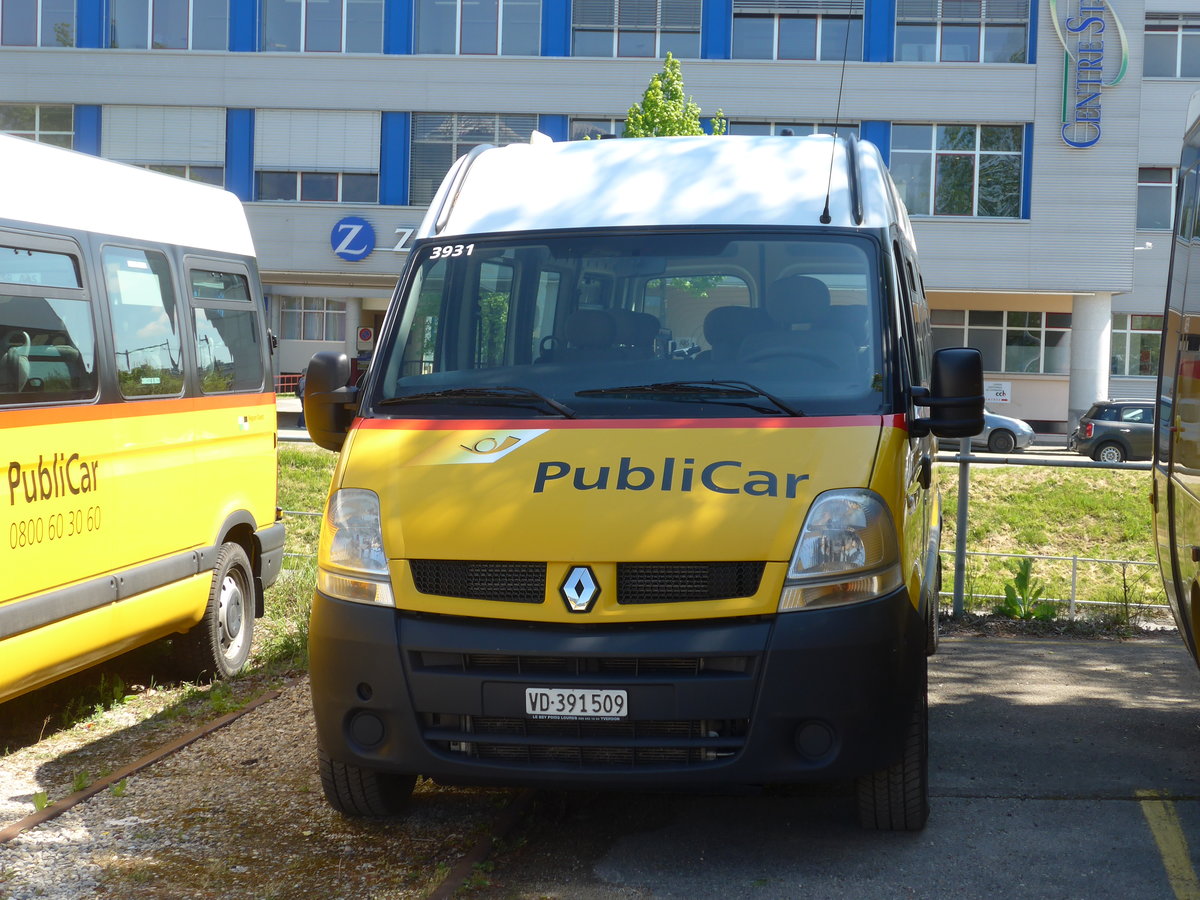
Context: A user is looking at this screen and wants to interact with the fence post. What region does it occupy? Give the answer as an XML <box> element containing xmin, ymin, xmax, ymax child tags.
<box><xmin>1070</xmin><ymin>556</ymin><xmax>1078</xmax><ymax>619</ymax></box>
<box><xmin>953</xmin><ymin>436</ymin><xmax>971</xmax><ymax>618</ymax></box>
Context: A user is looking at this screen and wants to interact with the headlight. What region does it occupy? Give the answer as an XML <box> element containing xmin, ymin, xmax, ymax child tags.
<box><xmin>778</xmin><ymin>489</ymin><xmax>902</xmax><ymax>611</ymax></box>
<box><xmin>317</xmin><ymin>488</ymin><xmax>395</xmax><ymax>607</ymax></box>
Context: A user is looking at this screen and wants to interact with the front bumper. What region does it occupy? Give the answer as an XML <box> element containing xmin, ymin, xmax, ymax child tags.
<box><xmin>310</xmin><ymin>587</ymin><xmax>926</xmax><ymax>790</ymax></box>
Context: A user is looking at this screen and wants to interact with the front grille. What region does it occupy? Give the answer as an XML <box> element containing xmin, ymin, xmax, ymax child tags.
<box><xmin>424</xmin><ymin>715</ymin><xmax>749</xmax><ymax>769</ymax></box>
<box><xmin>412</xmin><ymin>652</ymin><xmax>753</xmax><ymax>678</ymax></box>
<box><xmin>410</xmin><ymin>559</ymin><xmax>544</xmax><ymax>603</ymax></box>
<box><xmin>409</xmin><ymin>560</ymin><xmax>766</xmax><ymax>605</ymax></box>
<box><xmin>617</xmin><ymin>562</ymin><xmax>766</xmax><ymax>603</ymax></box>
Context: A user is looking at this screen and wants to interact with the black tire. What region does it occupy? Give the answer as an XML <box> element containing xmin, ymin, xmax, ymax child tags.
<box><xmin>855</xmin><ymin>672</ymin><xmax>929</xmax><ymax>831</ymax></box>
<box><xmin>987</xmin><ymin>429</ymin><xmax>1017</xmax><ymax>454</ymax></box>
<box><xmin>926</xmin><ymin>559</ymin><xmax>943</xmax><ymax>657</ymax></box>
<box><xmin>1094</xmin><ymin>442</ymin><xmax>1126</xmax><ymax>463</ymax></box>
<box><xmin>175</xmin><ymin>542</ymin><xmax>255</xmax><ymax>681</ymax></box>
<box><xmin>318</xmin><ymin>746</ymin><xmax>416</xmax><ymax>817</ymax></box>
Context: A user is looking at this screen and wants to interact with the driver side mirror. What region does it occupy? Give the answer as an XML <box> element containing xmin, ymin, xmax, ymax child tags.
<box><xmin>911</xmin><ymin>347</ymin><xmax>984</xmax><ymax>438</ymax></box>
<box><xmin>303</xmin><ymin>351</ymin><xmax>358</xmax><ymax>452</ymax></box>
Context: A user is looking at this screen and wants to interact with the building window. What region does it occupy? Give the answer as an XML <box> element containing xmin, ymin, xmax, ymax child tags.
<box><xmin>1144</xmin><ymin>15</ymin><xmax>1200</xmax><ymax>78</ymax></box>
<box><xmin>260</xmin><ymin>0</ymin><xmax>385</xmax><ymax>53</ymax></box>
<box><xmin>1138</xmin><ymin>167</ymin><xmax>1175</xmax><ymax>231</ymax></box>
<box><xmin>932</xmin><ymin>309</ymin><xmax>1071</xmax><ymax>374</ymax></box>
<box><xmin>280</xmin><ymin>297</ymin><xmax>347</xmax><ymax>342</ymax></box>
<box><xmin>727</xmin><ymin>121</ymin><xmax>859</xmax><ymax>137</ymax></box>
<box><xmin>732</xmin><ymin>2</ymin><xmax>863</xmax><ymax>61</ymax></box>
<box><xmin>572</xmin><ymin>0</ymin><xmax>701</xmax><ymax>58</ymax></box>
<box><xmin>1111</xmin><ymin>314</ymin><xmax>1163</xmax><ymax>376</ymax></box>
<box><xmin>415</xmin><ymin>0</ymin><xmax>541</xmax><ymax>54</ymax></box>
<box><xmin>410</xmin><ymin>113</ymin><xmax>537</xmax><ymax>204</ymax></box>
<box><xmin>0</xmin><ymin>104</ymin><xmax>73</xmax><ymax>147</ymax></box>
<box><xmin>890</xmin><ymin>123</ymin><xmax>1023</xmax><ymax>218</ymax></box>
<box><xmin>142</xmin><ymin>164</ymin><xmax>225</xmax><ymax>187</ymax></box>
<box><xmin>109</xmin><ymin>0</ymin><xmax>228</xmax><ymax>49</ymax></box>
<box><xmin>255</xmin><ymin>171</ymin><xmax>379</xmax><ymax>203</ymax></box>
<box><xmin>895</xmin><ymin>0</ymin><xmax>1028</xmax><ymax>63</ymax></box>
<box><xmin>1</xmin><ymin>0</ymin><xmax>74</xmax><ymax>46</ymax></box>
<box><xmin>570</xmin><ymin>118</ymin><xmax>623</xmax><ymax>139</ymax></box>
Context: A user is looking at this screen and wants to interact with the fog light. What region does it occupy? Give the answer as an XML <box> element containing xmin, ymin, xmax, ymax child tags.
<box><xmin>349</xmin><ymin>711</ymin><xmax>385</xmax><ymax>748</ymax></box>
<box><xmin>793</xmin><ymin>720</ymin><xmax>835</xmax><ymax>760</ymax></box>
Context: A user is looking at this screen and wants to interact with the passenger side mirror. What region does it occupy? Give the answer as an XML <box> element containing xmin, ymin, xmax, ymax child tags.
<box><xmin>304</xmin><ymin>351</ymin><xmax>357</xmax><ymax>452</ymax></box>
<box><xmin>911</xmin><ymin>347</ymin><xmax>984</xmax><ymax>439</ymax></box>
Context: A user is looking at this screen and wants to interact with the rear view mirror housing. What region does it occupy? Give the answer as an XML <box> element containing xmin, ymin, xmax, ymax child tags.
<box><xmin>303</xmin><ymin>351</ymin><xmax>358</xmax><ymax>452</ymax></box>
<box><xmin>911</xmin><ymin>347</ymin><xmax>984</xmax><ymax>439</ymax></box>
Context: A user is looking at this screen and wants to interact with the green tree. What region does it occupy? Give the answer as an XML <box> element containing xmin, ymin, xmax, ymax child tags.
<box><xmin>623</xmin><ymin>53</ymin><xmax>727</xmax><ymax>138</ymax></box>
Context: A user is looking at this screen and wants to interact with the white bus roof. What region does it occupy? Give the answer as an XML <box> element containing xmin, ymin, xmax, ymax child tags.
<box><xmin>419</xmin><ymin>134</ymin><xmax>911</xmax><ymax>241</ymax></box>
<box><xmin>0</xmin><ymin>134</ymin><xmax>256</xmax><ymax>258</ymax></box>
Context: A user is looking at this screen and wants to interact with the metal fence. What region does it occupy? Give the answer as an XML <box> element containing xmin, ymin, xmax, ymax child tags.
<box><xmin>938</xmin><ymin>439</ymin><xmax>1168</xmax><ymax>621</ymax></box>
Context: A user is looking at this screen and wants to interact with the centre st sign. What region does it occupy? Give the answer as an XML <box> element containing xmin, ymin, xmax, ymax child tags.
<box><xmin>1049</xmin><ymin>0</ymin><xmax>1129</xmax><ymax>149</ymax></box>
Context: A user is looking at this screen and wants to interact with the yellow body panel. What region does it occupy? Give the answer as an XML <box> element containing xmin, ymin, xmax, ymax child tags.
<box><xmin>0</xmin><ymin>393</ymin><xmax>277</xmax><ymax>701</ymax></box>
<box><xmin>338</xmin><ymin>415</ymin><xmax>917</xmax><ymax>623</ymax></box>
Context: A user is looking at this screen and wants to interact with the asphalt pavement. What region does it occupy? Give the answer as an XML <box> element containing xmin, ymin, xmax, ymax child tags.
<box><xmin>469</xmin><ymin>634</ymin><xmax>1200</xmax><ymax>900</ymax></box>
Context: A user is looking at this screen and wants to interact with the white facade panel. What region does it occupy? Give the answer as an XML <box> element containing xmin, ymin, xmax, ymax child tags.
<box><xmin>101</xmin><ymin>105</ymin><xmax>225</xmax><ymax>164</ymax></box>
<box><xmin>244</xmin><ymin>202</ymin><xmax>420</xmax><ymax>281</ymax></box>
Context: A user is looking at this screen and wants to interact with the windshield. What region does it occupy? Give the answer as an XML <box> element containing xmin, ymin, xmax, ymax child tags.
<box><xmin>373</xmin><ymin>230</ymin><xmax>888</xmax><ymax>419</ymax></box>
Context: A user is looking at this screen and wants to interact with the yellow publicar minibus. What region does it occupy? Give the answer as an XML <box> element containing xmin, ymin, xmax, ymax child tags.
<box><xmin>1155</xmin><ymin>92</ymin><xmax>1200</xmax><ymax>666</ymax></box>
<box><xmin>0</xmin><ymin>134</ymin><xmax>283</xmax><ymax>703</ymax></box>
<box><xmin>304</xmin><ymin>134</ymin><xmax>982</xmax><ymax>830</ymax></box>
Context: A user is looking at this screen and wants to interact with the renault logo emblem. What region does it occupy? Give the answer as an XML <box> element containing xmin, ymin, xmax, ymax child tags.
<box><xmin>560</xmin><ymin>566</ymin><xmax>600</xmax><ymax>613</ymax></box>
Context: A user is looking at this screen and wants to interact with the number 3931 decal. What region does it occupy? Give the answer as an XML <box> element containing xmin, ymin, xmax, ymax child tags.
<box><xmin>429</xmin><ymin>243</ymin><xmax>474</xmax><ymax>260</ymax></box>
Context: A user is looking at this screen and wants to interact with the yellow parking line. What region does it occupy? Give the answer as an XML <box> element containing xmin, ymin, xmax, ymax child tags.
<box><xmin>1139</xmin><ymin>790</ymin><xmax>1200</xmax><ymax>900</ymax></box>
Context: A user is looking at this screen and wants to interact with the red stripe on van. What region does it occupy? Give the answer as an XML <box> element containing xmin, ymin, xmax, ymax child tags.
<box><xmin>353</xmin><ymin>414</ymin><xmax>898</xmax><ymax>432</ymax></box>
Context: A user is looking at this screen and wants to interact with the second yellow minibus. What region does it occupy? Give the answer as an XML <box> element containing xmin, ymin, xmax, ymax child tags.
<box><xmin>0</xmin><ymin>135</ymin><xmax>283</xmax><ymax>703</ymax></box>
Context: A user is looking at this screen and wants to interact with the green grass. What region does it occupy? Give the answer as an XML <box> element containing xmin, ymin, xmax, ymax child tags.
<box><xmin>253</xmin><ymin>445</ymin><xmax>338</xmax><ymax>671</ymax></box>
<box><xmin>939</xmin><ymin>464</ymin><xmax>1163</xmax><ymax>621</ymax></box>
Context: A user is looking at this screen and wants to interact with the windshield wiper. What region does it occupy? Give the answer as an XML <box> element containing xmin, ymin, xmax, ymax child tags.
<box><xmin>377</xmin><ymin>386</ymin><xmax>577</xmax><ymax>418</ymax></box>
<box><xmin>575</xmin><ymin>380</ymin><xmax>803</xmax><ymax>417</ymax></box>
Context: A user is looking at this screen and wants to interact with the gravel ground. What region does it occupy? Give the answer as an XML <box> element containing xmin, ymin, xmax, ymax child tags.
<box><xmin>0</xmin><ymin>677</ymin><xmax>515</xmax><ymax>899</ymax></box>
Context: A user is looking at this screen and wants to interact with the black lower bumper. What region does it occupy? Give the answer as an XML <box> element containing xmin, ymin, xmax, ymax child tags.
<box><xmin>309</xmin><ymin>588</ymin><xmax>925</xmax><ymax>789</ymax></box>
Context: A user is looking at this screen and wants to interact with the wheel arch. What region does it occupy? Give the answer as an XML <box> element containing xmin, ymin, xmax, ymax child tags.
<box><xmin>213</xmin><ymin>510</ymin><xmax>265</xmax><ymax>617</ymax></box>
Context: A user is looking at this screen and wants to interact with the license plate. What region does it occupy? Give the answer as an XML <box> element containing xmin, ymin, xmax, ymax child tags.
<box><xmin>525</xmin><ymin>687</ymin><xmax>628</xmax><ymax>720</ymax></box>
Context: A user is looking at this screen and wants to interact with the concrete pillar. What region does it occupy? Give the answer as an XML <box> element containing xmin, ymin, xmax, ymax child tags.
<box><xmin>1068</xmin><ymin>292</ymin><xmax>1113</xmax><ymax>426</ymax></box>
<box><xmin>345</xmin><ymin>300</ymin><xmax>362</xmax><ymax>361</ymax></box>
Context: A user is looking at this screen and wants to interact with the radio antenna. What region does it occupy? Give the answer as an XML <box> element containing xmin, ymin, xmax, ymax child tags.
<box><xmin>820</xmin><ymin>4</ymin><xmax>858</xmax><ymax>225</ymax></box>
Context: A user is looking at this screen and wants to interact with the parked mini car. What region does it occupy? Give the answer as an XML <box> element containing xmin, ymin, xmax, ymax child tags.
<box><xmin>972</xmin><ymin>408</ymin><xmax>1036</xmax><ymax>453</ymax></box>
<box><xmin>1068</xmin><ymin>399</ymin><xmax>1154</xmax><ymax>462</ymax></box>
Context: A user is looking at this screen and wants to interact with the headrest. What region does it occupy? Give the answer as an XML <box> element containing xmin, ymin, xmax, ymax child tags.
<box><xmin>612</xmin><ymin>309</ymin><xmax>659</xmax><ymax>346</ymax></box>
<box><xmin>765</xmin><ymin>275</ymin><xmax>832</xmax><ymax>326</ymax></box>
<box><xmin>565</xmin><ymin>308</ymin><xmax>616</xmax><ymax>349</ymax></box>
<box><xmin>703</xmin><ymin>305</ymin><xmax>764</xmax><ymax>344</ymax></box>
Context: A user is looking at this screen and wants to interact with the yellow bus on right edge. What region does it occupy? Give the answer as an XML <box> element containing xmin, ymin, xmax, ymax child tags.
<box><xmin>1156</xmin><ymin>92</ymin><xmax>1200</xmax><ymax>665</ymax></box>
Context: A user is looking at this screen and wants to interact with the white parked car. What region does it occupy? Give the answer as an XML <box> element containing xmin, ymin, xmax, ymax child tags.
<box><xmin>971</xmin><ymin>409</ymin><xmax>1035</xmax><ymax>453</ymax></box>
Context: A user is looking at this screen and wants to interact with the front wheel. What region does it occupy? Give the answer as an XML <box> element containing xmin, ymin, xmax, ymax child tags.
<box><xmin>855</xmin><ymin>676</ymin><xmax>929</xmax><ymax>831</ymax></box>
<box><xmin>1094</xmin><ymin>442</ymin><xmax>1126</xmax><ymax>463</ymax></box>
<box><xmin>987</xmin><ymin>429</ymin><xmax>1017</xmax><ymax>454</ymax></box>
<box><xmin>176</xmin><ymin>542</ymin><xmax>255</xmax><ymax>680</ymax></box>
<box><xmin>319</xmin><ymin>746</ymin><xmax>416</xmax><ymax>817</ymax></box>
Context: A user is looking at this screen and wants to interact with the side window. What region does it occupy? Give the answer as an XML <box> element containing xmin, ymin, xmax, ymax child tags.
<box><xmin>475</xmin><ymin>260</ymin><xmax>513</xmax><ymax>368</ymax></box>
<box><xmin>104</xmin><ymin>246</ymin><xmax>184</xmax><ymax>398</ymax></box>
<box><xmin>0</xmin><ymin>243</ymin><xmax>98</xmax><ymax>404</ymax></box>
<box><xmin>189</xmin><ymin>268</ymin><xmax>265</xmax><ymax>393</ymax></box>
<box><xmin>532</xmin><ymin>270</ymin><xmax>562</xmax><ymax>361</ymax></box>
